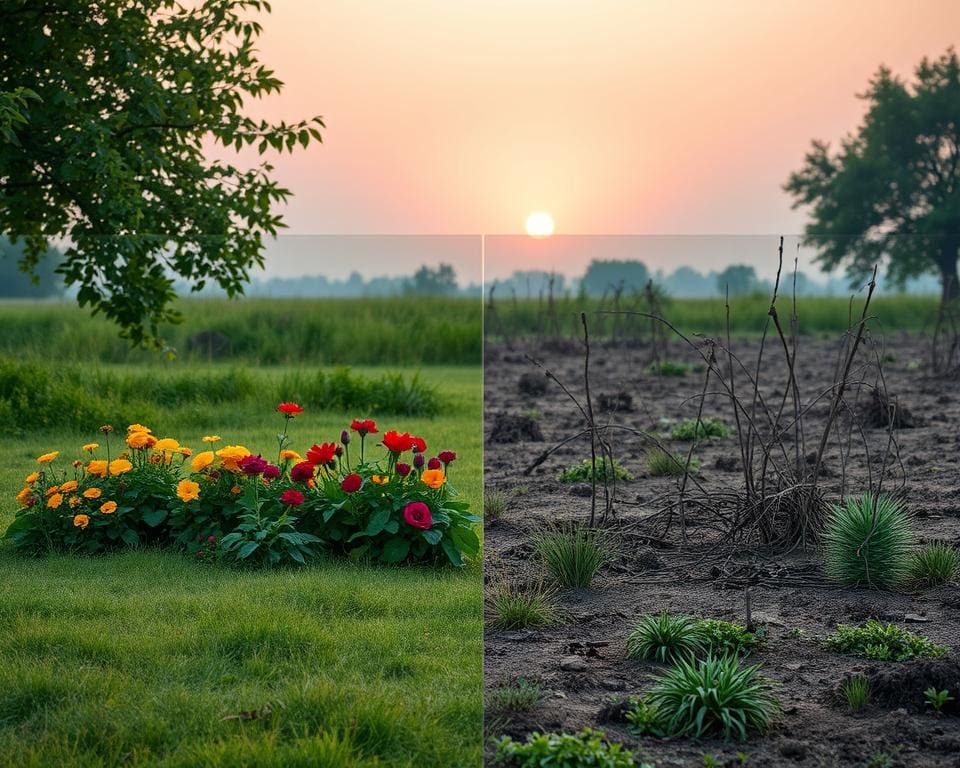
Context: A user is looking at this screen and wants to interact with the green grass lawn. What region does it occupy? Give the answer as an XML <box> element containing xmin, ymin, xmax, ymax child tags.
<box><xmin>0</xmin><ymin>366</ymin><xmax>482</xmax><ymax>767</ymax></box>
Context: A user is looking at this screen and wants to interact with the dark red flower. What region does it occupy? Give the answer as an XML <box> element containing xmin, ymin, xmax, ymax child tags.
<box><xmin>411</xmin><ymin>436</ymin><xmax>427</xmax><ymax>454</ymax></box>
<box><xmin>291</xmin><ymin>461</ymin><xmax>315</xmax><ymax>482</ymax></box>
<box><xmin>383</xmin><ymin>430</ymin><xmax>414</xmax><ymax>453</ymax></box>
<box><xmin>280</xmin><ymin>489</ymin><xmax>305</xmax><ymax>506</ymax></box>
<box><xmin>403</xmin><ymin>501</ymin><xmax>433</xmax><ymax>530</ymax></box>
<box><xmin>277</xmin><ymin>402</ymin><xmax>304</xmax><ymax>417</ymax></box>
<box><xmin>340</xmin><ymin>473</ymin><xmax>363</xmax><ymax>493</ymax></box>
<box><xmin>414</xmin><ymin>453</ymin><xmax>425</xmax><ymax>468</ymax></box>
<box><xmin>340</xmin><ymin>429</ymin><xmax>350</xmax><ymax>445</ymax></box>
<box><xmin>427</xmin><ymin>457</ymin><xmax>442</xmax><ymax>470</ymax></box>
<box><xmin>263</xmin><ymin>464</ymin><xmax>280</xmax><ymax>479</ymax></box>
<box><xmin>207</xmin><ymin>534</ymin><xmax>216</xmax><ymax>544</ymax></box>
<box><xmin>239</xmin><ymin>454</ymin><xmax>269</xmax><ymax>475</ymax></box>
<box><xmin>307</xmin><ymin>442</ymin><xmax>337</xmax><ymax>466</ymax></box>
<box><xmin>396</xmin><ymin>462</ymin><xmax>411</xmax><ymax>477</ymax></box>
<box><xmin>438</xmin><ymin>450</ymin><xmax>457</xmax><ymax>464</ymax></box>
<box><xmin>351</xmin><ymin>419</ymin><xmax>378</xmax><ymax>436</ymax></box>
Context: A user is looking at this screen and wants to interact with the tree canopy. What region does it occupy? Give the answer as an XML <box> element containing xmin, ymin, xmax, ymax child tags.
<box><xmin>0</xmin><ymin>0</ymin><xmax>323</xmax><ymax>345</ymax></box>
<box><xmin>785</xmin><ymin>48</ymin><xmax>960</xmax><ymax>302</ymax></box>
<box><xmin>581</xmin><ymin>259</ymin><xmax>650</xmax><ymax>296</ymax></box>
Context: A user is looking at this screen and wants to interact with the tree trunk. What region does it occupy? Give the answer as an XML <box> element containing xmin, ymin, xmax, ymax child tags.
<box><xmin>938</xmin><ymin>240</ymin><xmax>960</xmax><ymax>304</ymax></box>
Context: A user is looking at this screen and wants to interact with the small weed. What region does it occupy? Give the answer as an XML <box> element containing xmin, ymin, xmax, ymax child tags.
<box><xmin>670</xmin><ymin>417</ymin><xmax>729</xmax><ymax>441</ymax></box>
<box><xmin>908</xmin><ymin>543</ymin><xmax>959</xmax><ymax>588</ymax></box>
<box><xmin>487</xmin><ymin>678</ymin><xmax>545</xmax><ymax>712</ymax></box>
<box><xmin>866</xmin><ymin>752</ymin><xmax>893</xmax><ymax>768</ymax></box>
<box><xmin>625</xmin><ymin>696</ymin><xmax>666</xmax><ymax>737</ymax></box>
<box><xmin>647</xmin><ymin>360</ymin><xmax>693</xmax><ymax>377</ymax></box>
<box><xmin>487</xmin><ymin>579</ymin><xmax>559</xmax><ymax>629</ymax></box>
<box><xmin>533</xmin><ymin>527</ymin><xmax>609</xmax><ymax>588</ymax></box>
<box><xmin>843</xmin><ymin>673</ymin><xmax>870</xmax><ymax>711</ymax></box>
<box><xmin>697</xmin><ymin>619</ymin><xmax>763</xmax><ymax>657</ymax></box>
<box><xmin>646</xmin><ymin>447</ymin><xmax>700</xmax><ymax>477</ymax></box>
<box><xmin>702</xmin><ymin>754</ymin><xmax>718</xmax><ymax>768</ymax></box>
<box><xmin>485</xmin><ymin>489</ymin><xmax>508</xmax><ymax>519</ymax></box>
<box><xmin>559</xmin><ymin>457</ymin><xmax>632</xmax><ymax>483</ymax></box>
<box><xmin>824</xmin><ymin>620</ymin><xmax>947</xmax><ymax>661</ymax></box>
<box><xmin>492</xmin><ymin>728</ymin><xmax>642</xmax><ymax>768</ymax></box>
<box><xmin>923</xmin><ymin>687</ymin><xmax>954</xmax><ymax>712</ymax></box>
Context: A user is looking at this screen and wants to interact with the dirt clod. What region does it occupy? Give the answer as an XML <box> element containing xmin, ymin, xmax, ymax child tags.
<box><xmin>488</xmin><ymin>413</ymin><xmax>544</xmax><ymax>443</ymax></box>
<box><xmin>518</xmin><ymin>372</ymin><xmax>548</xmax><ymax>396</ymax></box>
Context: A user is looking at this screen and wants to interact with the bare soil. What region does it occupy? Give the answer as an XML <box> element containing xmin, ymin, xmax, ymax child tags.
<box><xmin>484</xmin><ymin>333</ymin><xmax>960</xmax><ymax>768</ymax></box>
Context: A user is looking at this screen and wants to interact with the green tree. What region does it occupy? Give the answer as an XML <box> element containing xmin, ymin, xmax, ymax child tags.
<box><xmin>715</xmin><ymin>264</ymin><xmax>759</xmax><ymax>297</ymax></box>
<box><xmin>0</xmin><ymin>0</ymin><xmax>323</xmax><ymax>345</ymax></box>
<box><xmin>404</xmin><ymin>264</ymin><xmax>458</xmax><ymax>296</ymax></box>
<box><xmin>785</xmin><ymin>48</ymin><xmax>960</xmax><ymax>302</ymax></box>
<box><xmin>581</xmin><ymin>259</ymin><xmax>649</xmax><ymax>296</ymax></box>
<box><xmin>0</xmin><ymin>236</ymin><xmax>63</xmax><ymax>297</ymax></box>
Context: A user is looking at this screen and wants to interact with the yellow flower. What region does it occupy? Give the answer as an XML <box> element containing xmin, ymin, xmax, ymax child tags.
<box><xmin>178</xmin><ymin>447</ymin><xmax>193</xmax><ymax>457</ymax></box>
<box><xmin>230</xmin><ymin>484</ymin><xmax>242</xmax><ymax>495</ymax></box>
<box><xmin>86</xmin><ymin>459</ymin><xmax>108</xmax><ymax>477</ymax></box>
<box><xmin>176</xmin><ymin>480</ymin><xmax>201</xmax><ymax>503</ymax></box>
<box><xmin>15</xmin><ymin>487</ymin><xmax>33</xmax><ymax>506</ymax></box>
<box><xmin>420</xmin><ymin>468</ymin><xmax>446</xmax><ymax>490</ymax></box>
<box><xmin>280</xmin><ymin>449</ymin><xmax>302</xmax><ymax>461</ymax></box>
<box><xmin>24</xmin><ymin>472</ymin><xmax>40</xmax><ymax>484</ymax></box>
<box><xmin>69</xmin><ymin>496</ymin><xmax>82</xmax><ymax>509</ymax></box>
<box><xmin>100</xmin><ymin>500</ymin><xmax>118</xmax><ymax>514</ymax></box>
<box><xmin>191</xmin><ymin>451</ymin><xmax>215</xmax><ymax>473</ymax></box>
<box><xmin>153</xmin><ymin>437</ymin><xmax>180</xmax><ymax>452</ymax></box>
<box><xmin>127</xmin><ymin>424</ymin><xmax>152</xmax><ymax>434</ymax></box>
<box><xmin>202</xmin><ymin>435</ymin><xmax>222</xmax><ymax>444</ymax></box>
<box><xmin>371</xmin><ymin>475</ymin><xmax>390</xmax><ymax>485</ymax></box>
<box><xmin>127</xmin><ymin>431</ymin><xmax>152</xmax><ymax>449</ymax></box>
<box><xmin>37</xmin><ymin>451</ymin><xmax>59</xmax><ymax>464</ymax></box>
<box><xmin>47</xmin><ymin>493</ymin><xmax>63</xmax><ymax>509</ymax></box>
<box><xmin>45</xmin><ymin>484</ymin><xmax>61</xmax><ymax>496</ymax></box>
<box><xmin>109</xmin><ymin>458</ymin><xmax>133</xmax><ymax>475</ymax></box>
<box><xmin>216</xmin><ymin>445</ymin><xmax>251</xmax><ymax>472</ymax></box>
<box><xmin>83</xmin><ymin>487</ymin><xmax>102</xmax><ymax>499</ymax></box>
<box><xmin>73</xmin><ymin>514</ymin><xmax>90</xmax><ymax>529</ymax></box>
<box><xmin>60</xmin><ymin>480</ymin><xmax>79</xmax><ymax>493</ymax></box>
<box><xmin>82</xmin><ymin>443</ymin><xmax>99</xmax><ymax>453</ymax></box>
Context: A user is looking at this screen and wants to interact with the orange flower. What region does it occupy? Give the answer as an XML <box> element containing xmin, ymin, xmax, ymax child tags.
<box><xmin>37</xmin><ymin>451</ymin><xmax>59</xmax><ymax>464</ymax></box>
<box><xmin>69</xmin><ymin>496</ymin><xmax>82</xmax><ymax>508</ymax></box>
<box><xmin>108</xmin><ymin>458</ymin><xmax>133</xmax><ymax>475</ymax></box>
<box><xmin>82</xmin><ymin>443</ymin><xmax>99</xmax><ymax>453</ymax></box>
<box><xmin>202</xmin><ymin>435</ymin><xmax>221</xmax><ymax>443</ymax></box>
<box><xmin>216</xmin><ymin>445</ymin><xmax>251</xmax><ymax>472</ymax></box>
<box><xmin>127</xmin><ymin>431</ymin><xmax>152</xmax><ymax>449</ymax></box>
<box><xmin>100</xmin><ymin>500</ymin><xmax>118</xmax><ymax>514</ymax></box>
<box><xmin>60</xmin><ymin>480</ymin><xmax>79</xmax><ymax>493</ymax></box>
<box><xmin>178</xmin><ymin>447</ymin><xmax>193</xmax><ymax>457</ymax></box>
<box><xmin>25</xmin><ymin>472</ymin><xmax>40</xmax><ymax>484</ymax></box>
<box><xmin>73</xmin><ymin>514</ymin><xmax>90</xmax><ymax>529</ymax></box>
<box><xmin>15</xmin><ymin>487</ymin><xmax>33</xmax><ymax>506</ymax></box>
<box><xmin>191</xmin><ymin>451</ymin><xmax>215</xmax><ymax>473</ymax></box>
<box><xmin>176</xmin><ymin>480</ymin><xmax>201</xmax><ymax>503</ymax></box>
<box><xmin>83</xmin><ymin>487</ymin><xmax>102</xmax><ymax>499</ymax></box>
<box><xmin>230</xmin><ymin>485</ymin><xmax>242</xmax><ymax>495</ymax></box>
<box><xmin>45</xmin><ymin>485</ymin><xmax>61</xmax><ymax>496</ymax></box>
<box><xmin>47</xmin><ymin>493</ymin><xmax>63</xmax><ymax>509</ymax></box>
<box><xmin>420</xmin><ymin>468</ymin><xmax>446</xmax><ymax>490</ymax></box>
<box><xmin>86</xmin><ymin>460</ymin><xmax>108</xmax><ymax>478</ymax></box>
<box><xmin>127</xmin><ymin>424</ymin><xmax>152</xmax><ymax>434</ymax></box>
<box><xmin>371</xmin><ymin>475</ymin><xmax>390</xmax><ymax>485</ymax></box>
<box><xmin>153</xmin><ymin>437</ymin><xmax>180</xmax><ymax>452</ymax></box>
<box><xmin>280</xmin><ymin>449</ymin><xmax>302</xmax><ymax>461</ymax></box>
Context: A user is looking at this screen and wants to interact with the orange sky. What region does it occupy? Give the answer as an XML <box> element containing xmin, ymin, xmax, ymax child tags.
<box><xmin>232</xmin><ymin>1</ymin><xmax>960</xmax><ymax>281</ymax></box>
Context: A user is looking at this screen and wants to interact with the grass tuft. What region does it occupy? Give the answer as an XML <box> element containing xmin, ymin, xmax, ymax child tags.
<box><xmin>646</xmin><ymin>447</ymin><xmax>700</xmax><ymax>477</ymax></box>
<box><xmin>670</xmin><ymin>417</ymin><xmax>729</xmax><ymax>441</ymax></box>
<box><xmin>486</xmin><ymin>579</ymin><xmax>559</xmax><ymax>629</ymax></box>
<box><xmin>487</xmin><ymin>677</ymin><xmax>545</xmax><ymax>712</ymax></box>
<box><xmin>626</xmin><ymin>611</ymin><xmax>704</xmax><ymax>663</ymax></box>
<box><xmin>842</xmin><ymin>673</ymin><xmax>870</xmax><ymax>711</ymax></box>
<box><xmin>907</xmin><ymin>542</ymin><xmax>959</xmax><ymax>588</ymax></box>
<box><xmin>558</xmin><ymin>457</ymin><xmax>632</xmax><ymax>484</ymax></box>
<box><xmin>532</xmin><ymin>527</ymin><xmax>609</xmax><ymax>588</ymax></box>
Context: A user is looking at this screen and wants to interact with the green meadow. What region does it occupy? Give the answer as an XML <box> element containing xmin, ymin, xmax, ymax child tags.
<box><xmin>0</xmin><ymin>299</ymin><xmax>483</xmax><ymax>767</ymax></box>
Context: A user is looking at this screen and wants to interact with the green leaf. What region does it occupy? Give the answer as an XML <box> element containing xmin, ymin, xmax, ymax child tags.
<box><xmin>141</xmin><ymin>508</ymin><xmax>168</xmax><ymax>527</ymax></box>
<box><xmin>381</xmin><ymin>537</ymin><xmax>410</xmax><ymax>563</ymax></box>
<box><xmin>365</xmin><ymin>507</ymin><xmax>391</xmax><ymax>536</ymax></box>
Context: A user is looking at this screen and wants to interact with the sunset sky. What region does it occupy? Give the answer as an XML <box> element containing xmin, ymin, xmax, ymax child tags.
<box><xmin>237</xmin><ymin>1</ymin><xmax>960</xmax><ymax>282</ymax></box>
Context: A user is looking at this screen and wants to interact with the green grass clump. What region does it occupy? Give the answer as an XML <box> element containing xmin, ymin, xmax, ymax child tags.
<box><xmin>492</xmin><ymin>728</ymin><xmax>640</xmax><ymax>768</ymax></box>
<box><xmin>626</xmin><ymin>612</ymin><xmax>705</xmax><ymax>663</ymax></box>
<box><xmin>487</xmin><ymin>678</ymin><xmax>545</xmax><ymax>712</ymax></box>
<box><xmin>822</xmin><ymin>494</ymin><xmax>912</xmax><ymax>589</ymax></box>
<box><xmin>646</xmin><ymin>447</ymin><xmax>700</xmax><ymax>477</ymax></box>
<box><xmin>646</xmin><ymin>360</ymin><xmax>693</xmax><ymax>377</ymax></box>
<box><xmin>670</xmin><ymin>417</ymin><xmax>729</xmax><ymax>441</ymax></box>
<box><xmin>697</xmin><ymin>619</ymin><xmax>762</xmax><ymax>657</ymax></box>
<box><xmin>842</xmin><ymin>673</ymin><xmax>870</xmax><ymax>711</ymax></box>
<box><xmin>646</xmin><ymin>655</ymin><xmax>779</xmax><ymax>740</ymax></box>
<box><xmin>908</xmin><ymin>542</ymin><xmax>959</xmax><ymax>588</ymax></box>
<box><xmin>532</xmin><ymin>527</ymin><xmax>609</xmax><ymax>588</ymax></box>
<box><xmin>824</xmin><ymin>620</ymin><xmax>948</xmax><ymax>661</ymax></box>
<box><xmin>558</xmin><ymin>457</ymin><xmax>632</xmax><ymax>483</ymax></box>
<box><xmin>485</xmin><ymin>489</ymin><xmax>509</xmax><ymax>519</ymax></box>
<box><xmin>486</xmin><ymin>579</ymin><xmax>558</xmax><ymax>629</ymax></box>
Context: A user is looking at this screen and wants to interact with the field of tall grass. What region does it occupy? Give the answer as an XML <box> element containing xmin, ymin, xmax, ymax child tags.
<box><xmin>486</xmin><ymin>293</ymin><xmax>941</xmax><ymax>339</ymax></box>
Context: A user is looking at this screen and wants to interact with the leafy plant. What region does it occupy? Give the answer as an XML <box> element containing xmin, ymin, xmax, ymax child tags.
<box><xmin>842</xmin><ymin>673</ymin><xmax>870</xmax><ymax>711</ymax></box>
<box><xmin>626</xmin><ymin>696</ymin><xmax>666</xmax><ymax>737</ymax></box>
<box><xmin>697</xmin><ymin>619</ymin><xmax>763</xmax><ymax>657</ymax></box>
<box><xmin>219</xmin><ymin>510</ymin><xmax>321</xmax><ymax>567</ymax></box>
<box><xmin>646</xmin><ymin>447</ymin><xmax>700</xmax><ymax>477</ymax></box>
<box><xmin>908</xmin><ymin>542</ymin><xmax>959</xmax><ymax>588</ymax></box>
<box><xmin>670</xmin><ymin>417</ymin><xmax>729</xmax><ymax>441</ymax></box>
<box><xmin>486</xmin><ymin>579</ymin><xmax>558</xmax><ymax>629</ymax></box>
<box><xmin>492</xmin><ymin>728</ymin><xmax>643</xmax><ymax>768</ymax></box>
<box><xmin>822</xmin><ymin>494</ymin><xmax>912</xmax><ymax>589</ymax></box>
<box><xmin>646</xmin><ymin>655</ymin><xmax>780</xmax><ymax>740</ymax></box>
<box><xmin>626</xmin><ymin>612</ymin><xmax>705</xmax><ymax>663</ymax></box>
<box><xmin>487</xmin><ymin>678</ymin><xmax>545</xmax><ymax>711</ymax></box>
<box><xmin>532</xmin><ymin>526</ymin><xmax>609</xmax><ymax>588</ymax></box>
<box><xmin>558</xmin><ymin>457</ymin><xmax>632</xmax><ymax>483</ymax></box>
<box><xmin>924</xmin><ymin>687</ymin><xmax>955</xmax><ymax>712</ymax></box>
<box><xmin>824</xmin><ymin>620</ymin><xmax>948</xmax><ymax>661</ymax></box>
<box><xmin>647</xmin><ymin>360</ymin><xmax>693</xmax><ymax>377</ymax></box>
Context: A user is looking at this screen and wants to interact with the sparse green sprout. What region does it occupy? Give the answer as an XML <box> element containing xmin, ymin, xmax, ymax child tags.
<box><xmin>487</xmin><ymin>579</ymin><xmax>559</xmax><ymax>629</ymax></box>
<box><xmin>484</xmin><ymin>489</ymin><xmax>508</xmax><ymax>519</ymax></box>
<box><xmin>626</xmin><ymin>612</ymin><xmax>705</xmax><ymax>663</ymax></box>
<box><xmin>867</xmin><ymin>752</ymin><xmax>894</xmax><ymax>768</ymax></box>
<box><xmin>646</xmin><ymin>447</ymin><xmax>700</xmax><ymax>477</ymax></box>
<box><xmin>924</xmin><ymin>687</ymin><xmax>954</xmax><ymax>712</ymax></box>
<box><xmin>533</xmin><ymin>527</ymin><xmax>609</xmax><ymax>588</ymax></box>
<box><xmin>824</xmin><ymin>620</ymin><xmax>947</xmax><ymax>661</ymax></box>
<box><xmin>822</xmin><ymin>494</ymin><xmax>912</xmax><ymax>589</ymax></box>
<box><xmin>647</xmin><ymin>360</ymin><xmax>693</xmax><ymax>377</ymax></box>
<box><xmin>487</xmin><ymin>677</ymin><xmax>546</xmax><ymax>712</ymax></box>
<box><xmin>670</xmin><ymin>417</ymin><xmax>729</xmax><ymax>441</ymax></box>
<box><xmin>842</xmin><ymin>673</ymin><xmax>870</xmax><ymax>711</ymax></box>
<box><xmin>559</xmin><ymin>457</ymin><xmax>632</xmax><ymax>483</ymax></box>
<box><xmin>697</xmin><ymin>619</ymin><xmax>763</xmax><ymax>657</ymax></box>
<box><xmin>908</xmin><ymin>542</ymin><xmax>959</xmax><ymax>588</ymax></box>
<box><xmin>702</xmin><ymin>754</ymin><xmax>718</xmax><ymax>768</ymax></box>
<box><xmin>492</xmin><ymin>728</ymin><xmax>639</xmax><ymax>768</ymax></box>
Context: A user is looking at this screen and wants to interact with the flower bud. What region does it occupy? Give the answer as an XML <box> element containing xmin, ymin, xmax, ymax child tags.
<box><xmin>427</xmin><ymin>457</ymin><xmax>442</xmax><ymax>470</ymax></box>
<box><xmin>335</xmin><ymin>445</ymin><xmax>344</xmax><ymax>457</ymax></box>
<box><xmin>414</xmin><ymin>453</ymin><xmax>425</xmax><ymax>469</ymax></box>
<box><xmin>396</xmin><ymin>462</ymin><xmax>411</xmax><ymax>477</ymax></box>
<box><xmin>341</xmin><ymin>430</ymin><xmax>350</xmax><ymax>445</ymax></box>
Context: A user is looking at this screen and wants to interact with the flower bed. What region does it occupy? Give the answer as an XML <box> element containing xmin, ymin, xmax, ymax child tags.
<box><xmin>6</xmin><ymin>405</ymin><xmax>479</xmax><ymax>566</ymax></box>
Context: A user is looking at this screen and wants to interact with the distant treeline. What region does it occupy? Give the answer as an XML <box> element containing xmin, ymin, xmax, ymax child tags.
<box><xmin>490</xmin><ymin>260</ymin><xmax>941</xmax><ymax>300</ymax></box>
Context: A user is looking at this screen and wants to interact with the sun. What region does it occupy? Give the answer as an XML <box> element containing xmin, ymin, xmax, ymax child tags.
<box><xmin>525</xmin><ymin>211</ymin><xmax>555</xmax><ymax>237</ymax></box>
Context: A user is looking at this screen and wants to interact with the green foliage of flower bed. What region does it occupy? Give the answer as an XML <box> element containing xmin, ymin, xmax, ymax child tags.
<box><xmin>824</xmin><ymin>620</ymin><xmax>948</xmax><ymax>661</ymax></box>
<box><xmin>492</xmin><ymin>728</ymin><xmax>644</xmax><ymax>768</ymax></box>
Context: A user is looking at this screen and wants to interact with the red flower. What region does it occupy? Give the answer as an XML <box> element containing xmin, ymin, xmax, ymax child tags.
<box><xmin>383</xmin><ymin>430</ymin><xmax>414</xmax><ymax>453</ymax></box>
<box><xmin>427</xmin><ymin>457</ymin><xmax>442</xmax><ymax>470</ymax></box>
<box><xmin>280</xmin><ymin>489</ymin><xmax>305</xmax><ymax>506</ymax></box>
<box><xmin>340</xmin><ymin>473</ymin><xmax>363</xmax><ymax>493</ymax></box>
<box><xmin>411</xmin><ymin>436</ymin><xmax>427</xmax><ymax>454</ymax></box>
<box><xmin>290</xmin><ymin>461</ymin><xmax>315</xmax><ymax>482</ymax></box>
<box><xmin>239</xmin><ymin>454</ymin><xmax>269</xmax><ymax>475</ymax></box>
<box><xmin>403</xmin><ymin>501</ymin><xmax>433</xmax><ymax>530</ymax></box>
<box><xmin>438</xmin><ymin>450</ymin><xmax>457</xmax><ymax>464</ymax></box>
<box><xmin>350</xmin><ymin>419</ymin><xmax>378</xmax><ymax>436</ymax></box>
<box><xmin>277</xmin><ymin>402</ymin><xmax>304</xmax><ymax>417</ymax></box>
<box><xmin>307</xmin><ymin>442</ymin><xmax>337</xmax><ymax>466</ymax></box>
<box><xmin>263</xmin><ymin>464</ymin><xmax>280</xmax><ymax>479</ymax></box>
<box><xmin>396</xmin><ymin>462</ymin><xmax>411</xmax><ymax>477</ymax></box>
